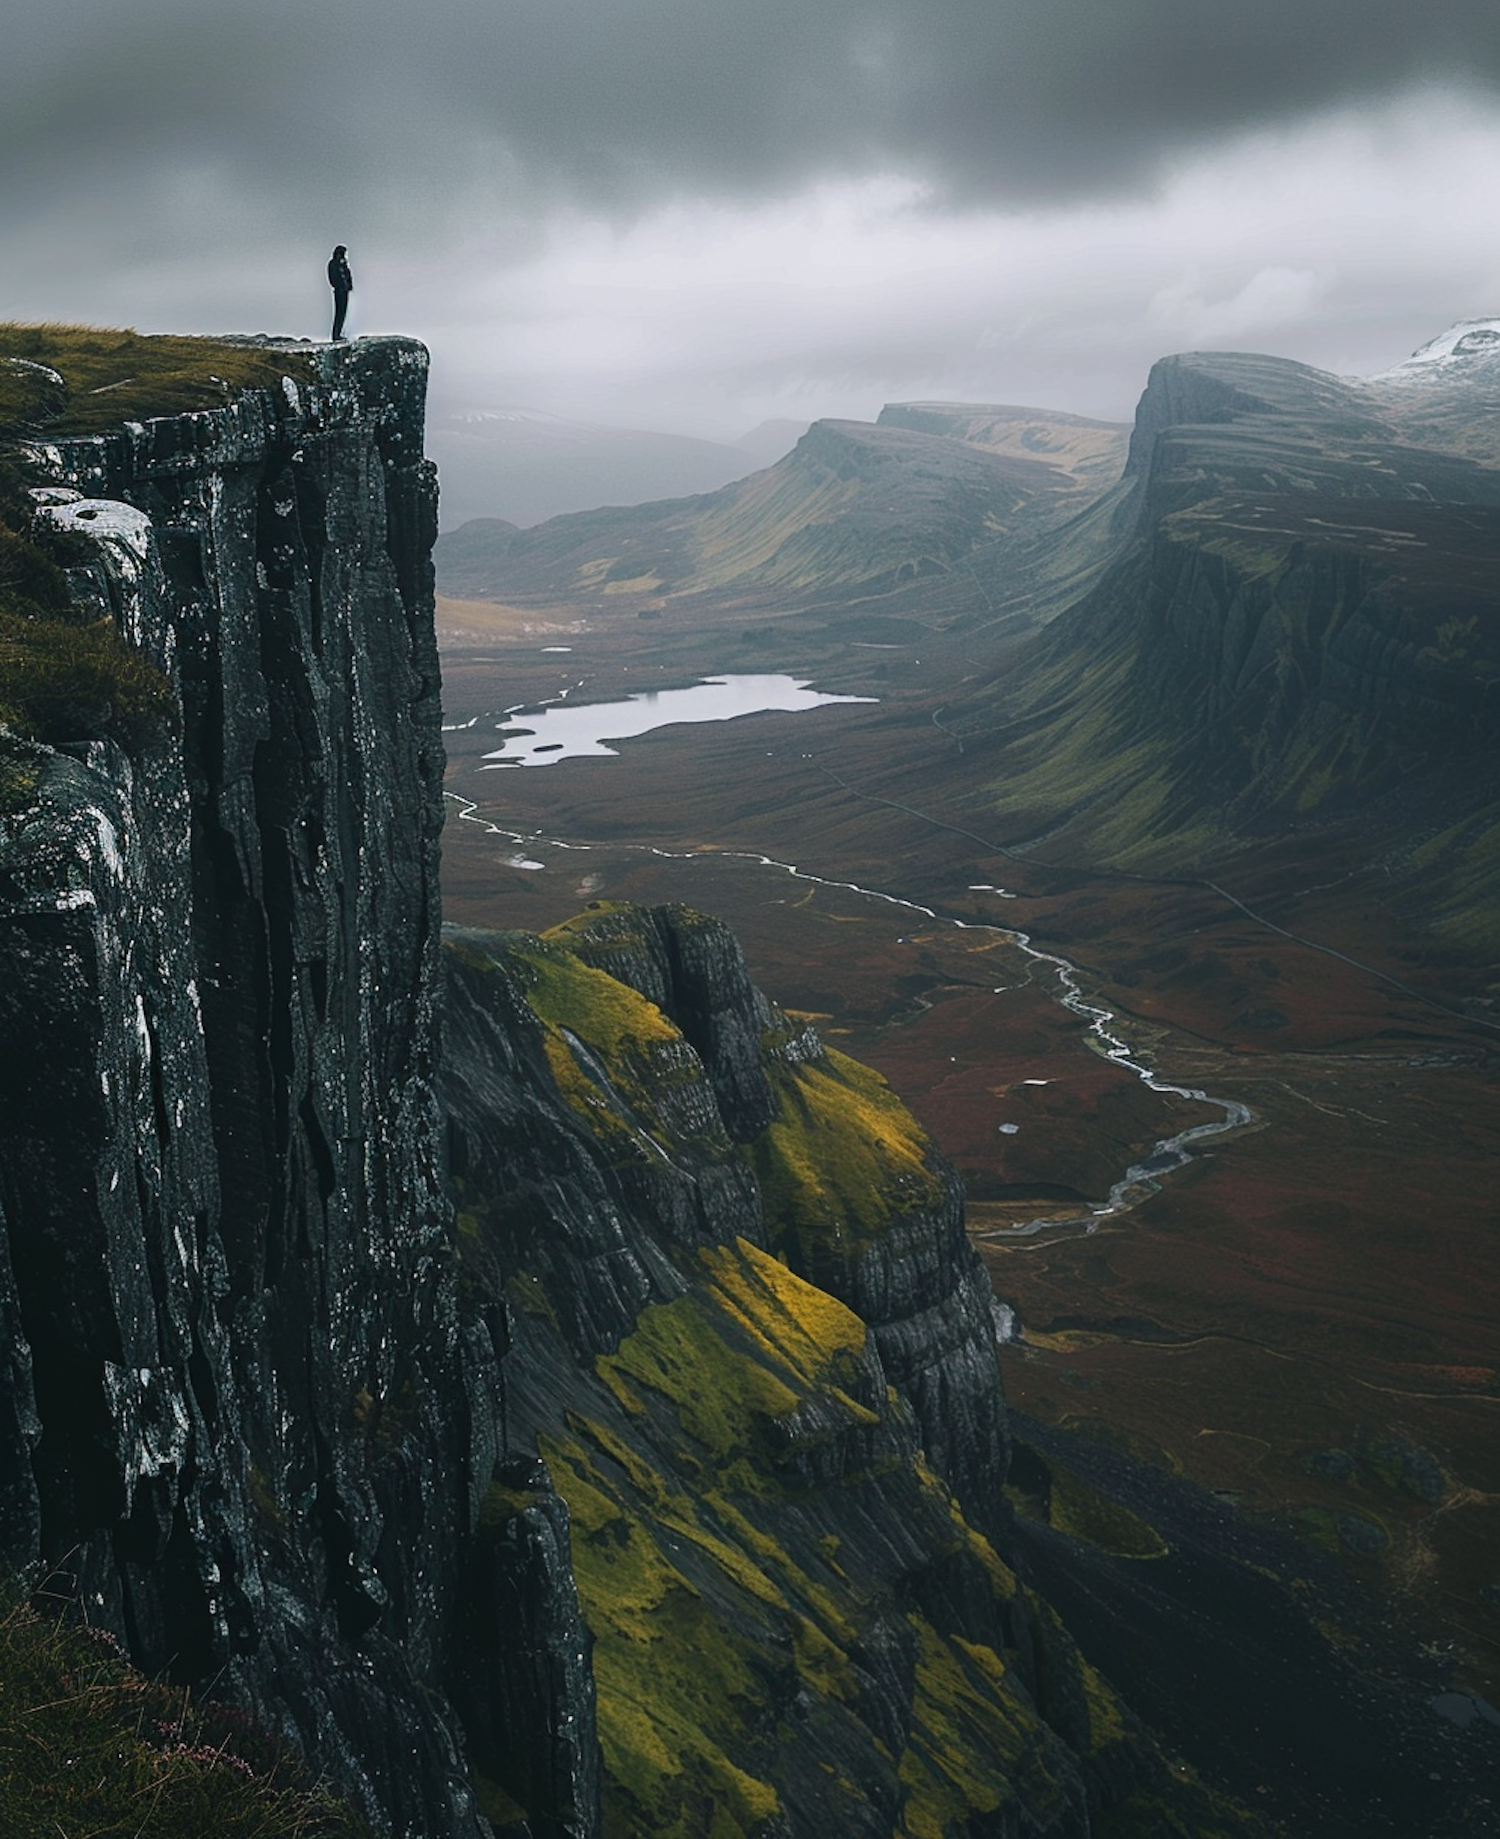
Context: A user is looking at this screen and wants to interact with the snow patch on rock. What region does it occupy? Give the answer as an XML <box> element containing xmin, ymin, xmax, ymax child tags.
<box><xmin>1371</xmin><ymin>317</ymin><xmax>1500</xmax><ymax>382</ymax></box>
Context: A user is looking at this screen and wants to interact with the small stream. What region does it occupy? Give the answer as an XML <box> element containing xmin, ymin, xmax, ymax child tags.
<box><xmin>445</xmin><ymin>792</ymin><xmax>1255</xmax><ymax>1245</ymax></box>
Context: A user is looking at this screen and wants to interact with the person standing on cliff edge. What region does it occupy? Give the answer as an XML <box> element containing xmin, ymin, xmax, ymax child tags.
<box><xmin>328</xmin><ymin>245</ymin><xmax>353</xmax><ymax>341</ymax></box>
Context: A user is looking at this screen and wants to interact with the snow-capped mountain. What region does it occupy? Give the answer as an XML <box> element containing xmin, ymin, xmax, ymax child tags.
<box><xmin>1371</xmin><ymin>316</ymin><xmax>1500</xmax><ymax>382</ymax></box>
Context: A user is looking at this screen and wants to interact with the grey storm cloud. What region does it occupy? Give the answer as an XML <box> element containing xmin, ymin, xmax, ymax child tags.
<box><xmin>7</xmin><ymin>0</ymin><xmax>1500</xmax><ymax>229</ymax></box>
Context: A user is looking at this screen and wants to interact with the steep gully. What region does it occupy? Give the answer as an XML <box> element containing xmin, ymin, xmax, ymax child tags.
<box><xmin>445</xmin><ymin>784</ymin><xmax>1253</xmax><ymax>1250</ymax></box>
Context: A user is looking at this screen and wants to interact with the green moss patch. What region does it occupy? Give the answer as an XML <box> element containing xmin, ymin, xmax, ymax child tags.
<box><xmin>0</xmin><ymin>732</ymin><xmax>44</xmax><ymax>815</ymax></box>
<box><xmin>0</xmin><ymin>609</ymin><xmax>175</xmax><ymax>763</ymax></box>
<box><xmin>516</xmin><ymin>938</ymin><xmax>678</xmax><ymax>1060</ymax></box>
<box><xmin>1289</xmin><ymin>1505</ymin><xmax>1391</xmax><ymax>1560</ymax></box>
<box><xmin>753</xmin><ymin>1047</ymin><xmax>946</xmax><ymax>1250</ymax></box>
<box><xmin>513</xmin><ymin>1235</ymin><xmax>1109</xmax><ymax>1837</ymax></box>
<box><xmin>0</xmin><ymin>361</ymin><xmax>188</xmax><ymax>787</ymax></box>
<box><xmin>897</xmin><ymin>1618</ymin><xmax>1062</xmax><ymax>1838</ymax></box>
<box><xmin>494</xmin><ymin>933</ymin><xmax>714</xmax><ymax>1161</ymax></box>
<box><xmin>595</xmin><ymin>1240</ymin><xmax>870</xmax><ymax>1474</ymax></box>
<box><xmin>540</xmin><ymin>1422</ymin><xmax>790</xmax><ymax>1839</ymax></box>
<box><xmin>1048</xmin><ymin>1467</ymin><xmax>1168</xmax><ymax>1561</ymax></box>
<box><xmin>450</xmin><ymin>910</ymin><xmax>1185</xmax><ymax>1835</ymax></box>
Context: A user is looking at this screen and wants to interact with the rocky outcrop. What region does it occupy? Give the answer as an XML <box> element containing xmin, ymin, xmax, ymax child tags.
<box><xmin>0</xmin><ymin>339</ymin><xmax>502</xmax><ymax>1834</ymax></box>
<box><xmin>509</xmin><ymin>904</ymin><xmax>1009</xmax><ymax>1518</ymax></box>
<box><xmin>440</xmin><ymin>917</ymin><xmax>1148</xmax><ymax>1839</ymax></box>
<box><xmin>547</xmin><ymin>903</ymin><xmax>778</xmax><ymax>1142</ymax></box>
<box><xmin>1120</xmin><ymin>348</ymin><xmax>1383</xmax><ymax>484</ymax></box>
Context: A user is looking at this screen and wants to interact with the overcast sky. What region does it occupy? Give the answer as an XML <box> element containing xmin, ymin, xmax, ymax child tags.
<box><xmin>6</xmin><ymin>1</ymin><xmax>1500</xmax><ymax>436</ymax></box>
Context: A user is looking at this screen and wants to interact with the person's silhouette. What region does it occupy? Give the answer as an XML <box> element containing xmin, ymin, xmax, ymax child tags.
<box><xmin>328</xmin><ymin>245</ymin><xmax>353</xmax><ymax>341</ymax></box>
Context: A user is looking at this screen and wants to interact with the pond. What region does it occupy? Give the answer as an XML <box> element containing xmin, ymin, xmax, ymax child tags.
<box><xmin>480</xmin><ymin>674</ymin><xmax>876</xmax><ymax>768</ymax></box>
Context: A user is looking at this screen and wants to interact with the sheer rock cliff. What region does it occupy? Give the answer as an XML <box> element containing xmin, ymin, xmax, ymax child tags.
<box><xmin>0</xmin><ymin>338</ymin><xmax>497</xmax><ymax>1834</ymax></box>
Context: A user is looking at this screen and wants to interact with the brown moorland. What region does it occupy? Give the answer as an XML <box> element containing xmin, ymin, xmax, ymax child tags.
<box><xmin>437</xmin><ymin>571</ymin><xmax>1500</xmax><ymax>1710</ymax></box>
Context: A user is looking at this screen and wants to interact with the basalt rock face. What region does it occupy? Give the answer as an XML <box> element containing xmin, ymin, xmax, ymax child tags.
<box><xmin>0</xmin><ymin>340</ymin><xmax>503</xmax><ymax>1835</ymax></box>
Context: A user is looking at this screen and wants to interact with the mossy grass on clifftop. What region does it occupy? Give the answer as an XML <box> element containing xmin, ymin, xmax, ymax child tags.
<box><xmin>0</xmin><ymin>322</ymin><xmax>315</xmax><ymax>437</ymax></box>
<box><xmin>753</xmin><ymin>1045</ymin><xmax>948</xmax><ymax>1248</ymax></box>
<box><xmin>0</xmin><ymin>334</ymin><xmax>214</xmax><ymax>802</ymax></box>
<box><xmin>0</xmin><ymin>1589</ymin><xmax>369</xmax><ymax>1837</ymax></box>
<box><xmin>0</xmin><ymin>608</ymin><xmax>175</xmax><ymax>755</ymax></box>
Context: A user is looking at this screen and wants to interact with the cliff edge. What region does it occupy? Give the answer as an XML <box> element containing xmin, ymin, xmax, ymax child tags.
<box><xmin>0</xmin><ymin>334</ymin><xmax>491</xmax><ymax>1833</ymax></box>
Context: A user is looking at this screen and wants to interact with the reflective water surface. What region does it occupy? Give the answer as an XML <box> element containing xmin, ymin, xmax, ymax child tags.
<box><xmin>480</xmin><ymin>674</ymin><xmax>875</xmax><ymax>767</ymax></box>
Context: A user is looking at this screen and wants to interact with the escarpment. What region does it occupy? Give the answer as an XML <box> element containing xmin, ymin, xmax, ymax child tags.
<box><xmin>1</xmin><ymin>336</ymin><xmax>498</xmax><ymax>1835</ymax></box>
<box><xmin>1</xmin><ymin>333</ymin><xmax>1250</xmax><ymax>1838</ymax></box>
<box><xmin>960</xmin><ymin>342</ymin><xmax>1500</xmax><ymax>955</ymax></box>
<box><xmin>1108</xmin><ymin>351</ymin><xmax>1500</xmax><ymax>808</ymax></box>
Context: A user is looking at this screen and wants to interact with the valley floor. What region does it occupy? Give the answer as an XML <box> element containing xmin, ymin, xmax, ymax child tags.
<box><xmin>436</xmin><ymin>594</ymin><xmax>1500</xmax><ymax>1828</ymax></box>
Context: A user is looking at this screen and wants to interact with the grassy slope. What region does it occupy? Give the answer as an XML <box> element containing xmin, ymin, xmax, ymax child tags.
<box><xmin>0</xmin><ymin>1594</ymin><xmax>368</xmax><ymax>1838</ymax></box>
<box><xmin>462</xmin><ymin>926</ymin><xmax>1253</xmax><ymax>1839</ymax></box>
<box><xmin>0</xmin><ymin>323</ymin><xmax>314</xmax><ymax>435</ymax></box>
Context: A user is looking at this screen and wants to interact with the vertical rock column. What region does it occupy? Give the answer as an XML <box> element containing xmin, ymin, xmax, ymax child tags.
<box><xmin>0</xmin><ymin>340</ymin><xmax>497</xmax><ymax>1835</ymax></box>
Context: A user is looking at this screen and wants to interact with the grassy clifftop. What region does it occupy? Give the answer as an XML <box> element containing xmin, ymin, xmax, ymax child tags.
<box><xmin>0</xmin><ymin>448</ymin><xmax>172</xmax><ymax>806</ymax></box>
<box><xmin>0</xmin><ymin>325</ymin><xmax>325</xmax><ymax>806</ymax></box>
<box><xmin>0</xmin><ymin>325</ymin><xmax>308</xmax><ymax>799</ymax></box>
<box><xmin>0</xmin><ymin>323</ymin><xmax>314</xmax><ymax>437</ymax></box>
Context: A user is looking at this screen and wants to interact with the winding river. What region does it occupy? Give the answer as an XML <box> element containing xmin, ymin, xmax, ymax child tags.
<box><xmin>445</xmin><ymin>791</ymin><xmax>1254</xmax><ymax>1245</ymax></box>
